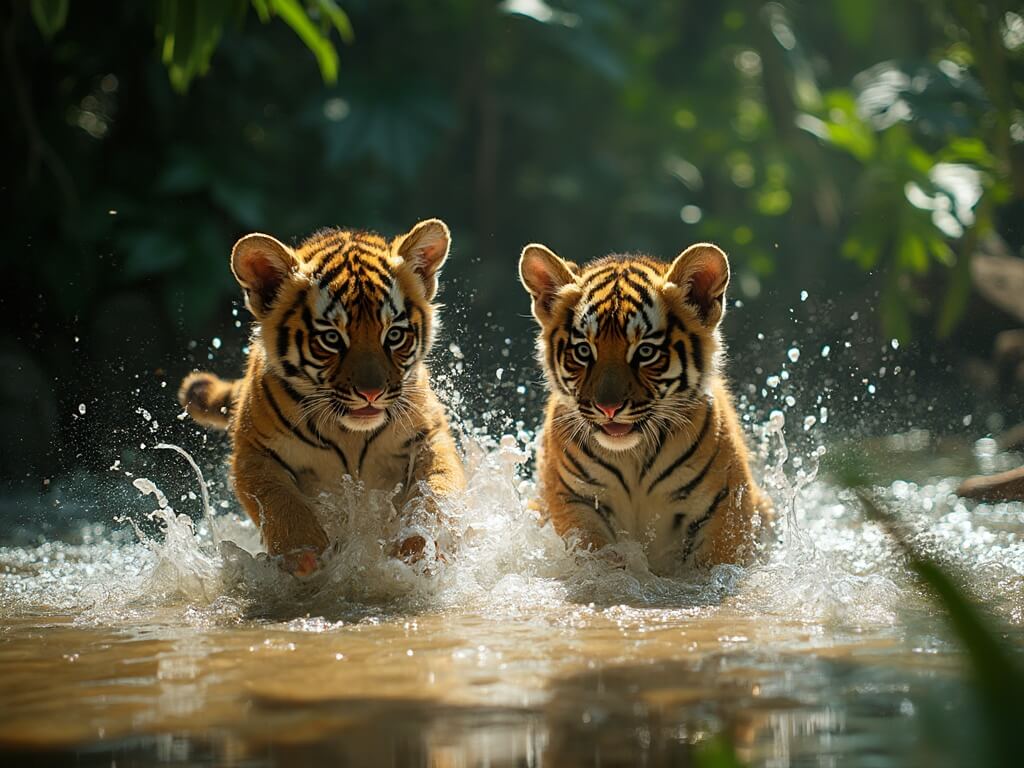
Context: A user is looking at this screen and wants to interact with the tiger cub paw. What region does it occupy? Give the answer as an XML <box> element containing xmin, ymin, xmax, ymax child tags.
<box><xmin>392</xmin><ymin>532</ymin><xmax>448</xmax><ymax>571</ymax></box>
<box><xmin>396</xmin><ymin>534</ymin><xmax>428</xmax><ymax>563</ymax></box>
<box><xmin>281</xmin><ymin>548</ymin><xmax>321</xmax><ymax>577</ymax></box>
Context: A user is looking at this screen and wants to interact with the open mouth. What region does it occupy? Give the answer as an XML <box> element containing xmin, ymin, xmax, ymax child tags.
<box><xmin>599</xmin><ymin>421</ymin><xmax>634</xmax><ymax>437</ymax></box>
<box><xmin>348</xmin><ymin>405</ymin><xmax>383</xmax><ymax>418</ymax></box>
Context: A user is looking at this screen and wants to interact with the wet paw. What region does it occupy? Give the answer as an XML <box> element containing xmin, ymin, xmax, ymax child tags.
<box><xmin>396</xmin><ymin>534</ymin><xmax>427</xmax><ymax>563</ymax></box>
<box><xmin>281</xmin><ymin>548</ymin><xmax>320</xmax><ymax>577</ymax></box>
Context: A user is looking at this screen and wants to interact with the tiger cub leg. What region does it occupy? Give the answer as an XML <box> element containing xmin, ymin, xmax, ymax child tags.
<box><xmin>232</xmin><ymin>440</ymin><xmax>328</xmax><ymax>576</ymax></box>
<box><xmin>395</xmin><ymin>428</ymin><xmax>465</xmax><ymax>563</ymax></box>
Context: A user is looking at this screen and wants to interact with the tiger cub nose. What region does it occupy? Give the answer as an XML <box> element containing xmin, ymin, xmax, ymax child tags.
<box><xmin>596</xmin><ymin>401</ymin><xmax>624</xmax><ymax>419</ymax></box>
<box><xmin>357</xmin><ymin>388</ymin><xmax>384</xmax><ymax>403</ymax></box>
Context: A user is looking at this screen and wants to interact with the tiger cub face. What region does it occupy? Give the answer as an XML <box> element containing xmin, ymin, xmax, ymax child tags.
<box><xmin>232</xmin><ymin>219</ymin><xmax>450</xmax><ymax>432</ymax></box>
<box><xmin>519</xmin><ymin>243</ymin><xmax>730</xmax><ymax>452</ymax></box>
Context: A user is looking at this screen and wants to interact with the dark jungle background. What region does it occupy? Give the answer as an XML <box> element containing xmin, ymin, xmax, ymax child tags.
<box><xmin>1</xmin><ymin>0</ymin><xmax>1022</xmax><ymax>528</ymax></box>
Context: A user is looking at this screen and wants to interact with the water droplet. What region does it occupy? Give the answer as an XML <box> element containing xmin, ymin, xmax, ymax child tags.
<box><xmin>787</xmin><ymin>347</ymin><xmax>800</xmax><ymax>363</ymax></box>
<box><xmin>819</xmin><ymin>407</ymin><xmax>829</xmax><ymax>424</ymax></box>
<box><xmin>449</xmin><ymin>343</ymin><xmax>464</xmax><ymax>360</ymax></box>
<box><xmin>800</xmin><ymin>290</ymin><xmax>808</xmax><ymax>302</ymax></box>
<box><xmin>768</xmin><ymin>410</ymin><xmax>785</xmax><ymax>429</ymax></box>
<box><xmin>803</xmin><ymin>415</ymin><xmax>816</xmax><ymax>431</ymax></box>
<box><xmin>78</xmin><ymin>403</ymin><xmax>86</xmax><ymax>415</ymax></box>
<box><xmin>973</xmin><ymin>437</ymin><xmax>997</xmax><ymax>458</ymax></box>
<box><xmin>890</xmin><ymin>338</ymin><xmax>900</xmax><ymax>350</ymax></box>
<box><xmin>820</xmin><ymin>344</ymin><xmax>830</xmax><ymax>358</ymax></box>
<box><xmin>766</xmin><ymin>375</ymin><xmax>780</xmax><ymax>388</ymax></box>
<box><xmin>785</xmin><ymin>395</ymin><xmax>796</xmax><ymax>407</ymax></box>
<box><xmin>212</xmin><ymin>337</ymin><xmax>222</xmax><ymax>349</ymax></box>
<box><xmin>495</xmin><ymin>367</ymin><xmax>504</xmax><ymax>380</ymax></box>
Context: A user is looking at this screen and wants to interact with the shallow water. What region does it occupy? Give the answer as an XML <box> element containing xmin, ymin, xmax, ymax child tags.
<box><xmin>2</xmin><ymin>409</ymin><xmax>1023</xmax><ymax>766</ymax></box>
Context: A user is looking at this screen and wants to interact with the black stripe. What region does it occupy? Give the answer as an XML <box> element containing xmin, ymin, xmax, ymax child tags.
<box><xmin>257</xmin><ymin>442</ymin><xmax>299</xmax><ymax>484</ymax></box>
<box><xmin>319</xmin><ymin>262</ymin><xmax>348</xmax><ymax>288</ymax></box>
<box><xmin>681</xmin><ymin>486</ymin><xmax>730</xmax><ymax>560</ymax></box>
<box><xmin>647</xmin><ymin>402</ymin><xmax>713</xmax><ymax>493</ymax></box>
<box><xmin>277</xmin><ymin>290</ymin><xmax>307</xmax><ymax>360</ymax></box>
<box><xmin>322</xmin><ymin>288</ymin><xmax>346</xmax><ymax>320</ymax></box>
<box><xmin>358</xmin><ymin>426</ymin><xmax>386</xmax><ymax>475</ymax></box>
<box><xmin>357</xmin><ymin>257</ymin><xmax>392</xmax><ymax>286</ymax></box>
<box><xmin>581</xmin><ymin>264</ymin><xmax>616</xmax><ymax>285</ymax></box>
<box><xmin>272</xmin><ymin>373</ymin><xmax>305</xmax><ymax>405</ymax></box>
<box><xmin>670</xmin><ymin>444</ymin><xmax>720</xmax><ymax>506</ymax></box>
<box><xmin>402</xmin><ymin>431</ymin><xmax>427</xmax><ymax>450</ymax></box>
<box><xmin>294</xmin><ymin>328</ymin><xmax>320</xmax><ymax>375</ymax></box>
<box><xmin>261</xmin><ymin>378</ymin><xmax>323</xmax><ymax>450</ymax></box>
<box><xmin>310</xmin><ymin>241</ymin><xmax>350</xmax><ymax>277</ymax></box>
<box><xmin>672</xmin><ymin>340</ymin><xmax>689</xmax><ymax>390</ymax></box>
<box><xmin>689</xmin><ymin>333</ymin><xmax>704</xmax><ymax>376</ymax></box>
<box><xmin>577</xmin><ymin>437</ymin><xmax>630</xmax><ymax>496</ymax></box>
<box><xmin>584</xmin><ymin>272</ymin><xmax>618</xmax><ymax>298</ymax></box>
<box><xmin>563</xmin><ymin>448</ymin><xmax>598</xmax><ymax>486</ymax></box>
<box><xmin>315</xmin><ymin>432</ymin><xmax>351</xmax><ymax>475</ymax></box>
<box><xmin>638</xmin><ymin>423</ymin><xmax>669</xmax><ymax>481</ymax></box>
<box><xmin>559</xmin><ymin>459</ymin><xmax>590</xmax><ymax>486</ymax></box>
<box><xmin>279</xmin><ymin>360</ymin><xmax>301</xmax><ymax>379</ymax></box>
<box><xmin>555</xmin><ymin>475</ymin><xmax>617</xmax><ymax>540</ymax></box>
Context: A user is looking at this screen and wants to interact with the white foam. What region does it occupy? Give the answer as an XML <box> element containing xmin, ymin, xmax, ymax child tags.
<box><xmin>1</xmin><ymin>415</ymin><xmax>1021</xmax><ymax>634</ymax></box>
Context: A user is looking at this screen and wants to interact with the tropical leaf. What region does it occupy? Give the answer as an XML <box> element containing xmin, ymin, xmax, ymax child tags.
<box><xmin>30</xmin><ymin>0</ymin><xmax>68</xmax><ymax>40</ymax></box>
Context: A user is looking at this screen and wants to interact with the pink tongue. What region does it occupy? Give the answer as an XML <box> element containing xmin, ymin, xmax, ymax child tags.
<box><xmin>349</xmin><ymin>406</ymin><xmax>381</xmax><ymax>417</ymax></box>
<box><xmin>601</xmin><ymin>422</ymin><xmax>633</xmax><ymax>437</ymax></box>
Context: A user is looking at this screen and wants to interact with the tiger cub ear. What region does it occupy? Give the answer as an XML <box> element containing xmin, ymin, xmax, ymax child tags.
<box><xmin>231</xmin><ymin>233</ymin><xmax>298</xmax><ymax>317</ymax></box>
<box><xmin>395</xmin><ymin>218</ymin><xmax>451</xmax><ymax>300</ymax></box>
<box><xmin>519</xmin><ymin>244</ymin><xmax>578</xmax><ymax>323</ymax></box>
<box><xmin>665</xmin><ymin>243</ymin><xmax>730</xmax><ymax>327</ymax></box>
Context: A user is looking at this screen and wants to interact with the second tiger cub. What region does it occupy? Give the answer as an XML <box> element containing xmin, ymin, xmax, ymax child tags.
<box><xmin>519</xmin><ymin>241</ymin><xmax>771</xmax><ymax>572</ymax></box>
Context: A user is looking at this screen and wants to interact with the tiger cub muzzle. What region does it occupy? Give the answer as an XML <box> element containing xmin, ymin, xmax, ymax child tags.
<box><xmin>577</xmin><ymin>360</ymin><xmax>650</xmax><ymax>450</ymax></box>
<box><xmin>329</xmin><ymin>341</ymin><xmax>401</xmax><ymax>431</ymax></box>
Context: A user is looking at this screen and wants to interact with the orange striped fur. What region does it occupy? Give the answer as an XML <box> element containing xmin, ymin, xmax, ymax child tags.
<box><xmin>179</xmin><ymin>219</ymin><xmax>464</xmax><ymax>574</ymax></box>
<box><xmin>519</xmin><ymin>242</ymin><xmax>772</xmax><ymax>572</ymax></box>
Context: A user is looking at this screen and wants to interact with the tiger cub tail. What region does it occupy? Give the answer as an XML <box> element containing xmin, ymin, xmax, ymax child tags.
<box><xmin>178</xmin><ymin>372</ymin><xmax>241</xmax><ymax>430</ymax></box>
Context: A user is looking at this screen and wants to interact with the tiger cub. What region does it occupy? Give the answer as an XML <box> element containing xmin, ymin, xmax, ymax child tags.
<box><xmin>179</xmin><ymin>219</ymin><xmax>464</xmax><ymax>575</ymax></box>
<box><xmin>519</xmin><ymin>241</ymin><xmax>771</xmax><ymax>572</ymax></box>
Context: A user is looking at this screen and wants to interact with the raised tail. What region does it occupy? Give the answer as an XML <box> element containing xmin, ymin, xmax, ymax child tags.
<box><xmin>178</xmin><ymin>372</ymin><xmax>241</xmax><ymax>430</ymax></box>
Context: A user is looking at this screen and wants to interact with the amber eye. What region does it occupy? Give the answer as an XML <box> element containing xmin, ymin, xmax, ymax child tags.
<box><xmin>573</xmin><ymin>342</ymin><xmax>593</xmax><ymax>361</ymax></box>
<box><xmin>636</xmin><ymin>343</ymin><xmax>657</xmax><ymax>361</ymax></box>
<box><xmin>386</xmin><ymin>327</ymin><xmax>406</xmax><ymax>345</ymax></box>
<box><xmin>320</xmin><ymin>330</ymin><xmax>341</xmax><ymax>349</ymax></box>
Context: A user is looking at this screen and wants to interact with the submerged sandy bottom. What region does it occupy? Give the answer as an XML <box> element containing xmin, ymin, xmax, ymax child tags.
<box><xmin>1</xmin><ymin>426</ymin><xmax>1022</xmax><ymax>766</ymax></box>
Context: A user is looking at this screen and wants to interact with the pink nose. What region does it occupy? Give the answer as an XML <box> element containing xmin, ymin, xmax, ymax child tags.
<box><xmin>357</xmin><ymin>388</ymin><xmax>383</xmax><ymax>403</ymax></box>
<box><xmin>596</xmin><ymin>401</ymin><xmax>624</xmax><ymax>419</ymax></box>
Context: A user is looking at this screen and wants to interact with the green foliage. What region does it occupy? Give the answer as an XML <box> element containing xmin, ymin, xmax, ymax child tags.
<box><xmin>29</xmin><ymin>0</ymin><xmax>67</xmax><ymax>40</ymax></box>
<box><xmin>7</xmin><ymin>0</ymin><xmax>1023</xmax><ymax>473</ymax></box>
<box><xmin>694</xmin><ymin>734</ymin><xmax>746</xmax><ymax>768</ymax></box>
<box><xmin>34</xmin><ymin>0</ymin><xmax>355</xmax><ymax>93</ymax></box>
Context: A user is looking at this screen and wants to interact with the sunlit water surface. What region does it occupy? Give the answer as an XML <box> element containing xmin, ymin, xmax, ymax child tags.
<box><xmin>2</xmin><ymin>404</ymin><xmax>1022</xmax><ymax>766</ymax></box>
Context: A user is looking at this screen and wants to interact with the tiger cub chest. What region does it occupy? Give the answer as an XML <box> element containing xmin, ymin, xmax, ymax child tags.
<box><xmin>269</xmin><ymin>428</ymin><xmax>414</xmax><ymax>499</ymax></box>
<box><xmin>567</xmin><ymin>424</ymin><xmax>728</xmax><ymax>570</ymax></box>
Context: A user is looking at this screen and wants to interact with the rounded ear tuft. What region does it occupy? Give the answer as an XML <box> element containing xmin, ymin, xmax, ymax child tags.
<box><xmin>519</xmin><ymin>244</ymin><xmax>577</xmax><ymax>323</ymax></box>
<box><xmin>664</xmin><ymin>243</ymin><xmax>730</xmax><ymax>326</ymax></box>
<box><xmin>396</xmin><ymin>218</ymin><xmax>451</xmax><ymax>300</ymax></box>
<box><xmin>230</xmin><ymin>234</ymin><xmax>297</xmax><ymax>317</ymax></box>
